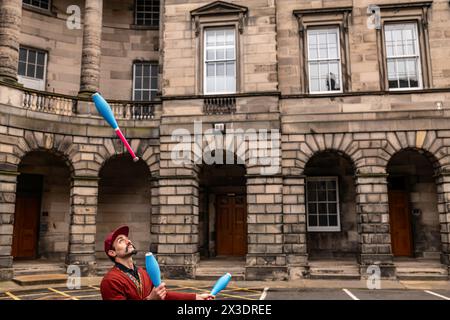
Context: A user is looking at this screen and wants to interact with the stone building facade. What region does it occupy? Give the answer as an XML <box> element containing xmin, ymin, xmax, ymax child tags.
<box><xmin>1</xmin><ymin>0</ymin><xmax>450</xmax><ymax>281</ymax></box>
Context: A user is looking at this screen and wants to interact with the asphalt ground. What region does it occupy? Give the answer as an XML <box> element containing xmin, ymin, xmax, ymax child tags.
<box><xmin>1</xmin><ymin>284</ymin><xmax>450</xmax><ymax>300</ymax></box>
<box><xmin>264</xmin><ymin>288</ymin><xmax>450</xmax><ymax>300</ymax></box>
<box><xmin>0</xmin><ymin>284</ymin><xmax>265</xmax><ymax>301</ymax></box>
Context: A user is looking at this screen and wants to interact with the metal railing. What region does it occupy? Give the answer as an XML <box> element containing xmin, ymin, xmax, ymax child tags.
<box><xmin>203</xmin><ymin>96</ymin><xmax>237</xmax><ymax>115</ymax></box>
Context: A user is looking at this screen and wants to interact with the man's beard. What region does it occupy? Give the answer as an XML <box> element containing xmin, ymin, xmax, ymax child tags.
<box><xmin>125</xmin><ymin>244</ymin><xmax>138</xmax><ymax>256</ymax></box>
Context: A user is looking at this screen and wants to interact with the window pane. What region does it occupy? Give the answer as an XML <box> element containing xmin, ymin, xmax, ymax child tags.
<box><xmin>37</xmin><ymin>52</ymin><xmax>45</xmax><ymax>66</ymax></box>
<box><xmin>26</xmin><ymin>64</ymin><xmax>36</xmax><ymax>77</ymax></box>
<box><xmin>226</xmin><ymin>76</ymin><xmax>235</xmax><ymax>92</ymax></box>
<box><xmin>308</xmin><ymin>203</ymin><xmax>316</xmax><ymax>214</ymax></box>
<box><xmin>36</xmin><ymin>65</ymin><xmax>44</xmax><ymax>79</ymax></box>
<box><xmin>216</xmin><ymin>31</ymin><xmax>225</xmax><ymax>46</ymax></box>
<box><xmin>143</xmin><ymin>77</ymin><xmax>150</xmax><ymax>89</ymax></box>
<box><xmin>329</xmin><ymin>215</ymin><xmax>338</xmax><ymax>227</ymax></box>
<box><xmin>206</xmin><ymin>77</ymin><xmax>214</xmax><ymax>93</ymax></box>
<box><xmin>216</xmin><ymin>49</ymin><xmax>225</xmax><ymax>60</ymax></box>
<box><xmin>307</xmin><ymin>186</ymin><xmax>316</xmax><ymax>201</ymax></box>
<box><xmin>206</xmin><ymin>49</ymin><xmax>215</xmax><ymax>61</ymax></box>
<box><xmin>135</xmin><ymin>77</ymin><xmax>142</xmax><ymax>89</ymax></box>
<box><xmin>327</xmin><ymin>190</ymin><xmax>336</xmax><ymax>201</ymax></box>
<box><xmin>134</xmin><ymin>91</ymin><xmax>142</xmax><ymax>101</ymax></box>
<box><xmin>319</xmin><ymin>215</ymin><xmax>328</xmax><ymax>226</ymax></box>
<box><xmin>226</xmin><ymin>48</ymin><xmax>235</xmax><ymax>60</ymax></box>
<box><xmin>328</xmin><ymin>203</ymin><xmax>337</xmax><ymax>214</ymax></box>
<box><xmin>18</xmin><ymin>62</ymin><xmax>26</xmax><ymax>76</ymax></box>
<box><xmin>19</xmin><ymin>48</ymin><xmax>27</xmax><ymax>62</ymax></box>
<box><xmin>226</xmin><ymin>29</ymin><xmax>235</xmax><ymax>45</ymax></box>
<box><xmin>206</xmin><ymin>63</ymin><xmax>215</xmax><ymax>77</ymax></box>
<box><xmin>28</xmin><ymin>50</ymin><xmax>36</xmax><ymax>64</ymax></box>
<box><xmin>328</xmin><ymin>62</ymin><xmax>340</xmax><ymax>91</ymax></box>
<box><xmin>318</xmin><ymin>203</ymin><xmax>327</xmax><ymax>214</ymax></box>
<box><xmin>143</xmin><ymin>66</ymin><xmax>150</xmax><ymax>76</ymax></box>
<box><xmin>226</xmin><ymin>62</ymin><xmax>235</xmax><ymax>77</ymax></box>
<box><xmin>142</xmin><ymin>91</ymin><xmax>150</xmax><ymax>101</ymax></box>
<box><xmin>216</xmin><ymin>77</ymin><xmax>225</xmax><ymax>92</ymax></box>
<box><xmin>216</xmin><ymin>63</ymin><xmax>225</xmax><ymax>76</ymax></box>
<box><xmin>151</xmin><ymin>77</ymin><xmax>157</xmax><ymax>90</ymax></box>
<box><xmin>135</xmin><ymin>65</ymin><xmax>142</xmax><ymax>76</ymax></box>
<box><xmin>206</xmin><ymin>31</ymin><xmax>215</xmax><ymax>46</ymax></box>
<box><xmin>151</xmin><ymin>65</ymin><xmax>158</xmax><ymax>77</ymax></box>
<box><xmin>309</xmin><ymin>215</ymin><xmax>318</xmax><ymax>226</ymax></box>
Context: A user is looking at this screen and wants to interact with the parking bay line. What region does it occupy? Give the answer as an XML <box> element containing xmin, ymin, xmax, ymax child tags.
<box><xmin>259</xmin><ymin>287</ymin><xmax>269</xmax><ymax>300</ymax></box>
<box><xmin>424</xmin><ymin>290</ymin><xmax>450</xmax><ymax>300</ymax></box>
<box><xmin>5</xmin><ymin>292</ymin><xmax>20</xmax><ymax>300</ymax></box>
<box><xmin>48</xmin><ymin>287</ymin><xmax>79</xmax><ymax>300</ymax></box>
<box><xmin>342</xmin><ymin>289</ymin><xmax>360</xmax><ymax>300</ymax></box>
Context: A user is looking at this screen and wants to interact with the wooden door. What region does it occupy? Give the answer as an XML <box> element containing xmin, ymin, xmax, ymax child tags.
<box><xmin>12</xmin><ymin>174</ymin><xmax>42</xmax><ymax>259</ymax></box>
<box><xmin>388</xmin><ymin>191</ymin><xmax>413</xmax><ymax>256</ymax></box>
<box><xmin>216</xmin><ymin>194</ymin><xmax>247</xmax><ymax>256</ymax></box>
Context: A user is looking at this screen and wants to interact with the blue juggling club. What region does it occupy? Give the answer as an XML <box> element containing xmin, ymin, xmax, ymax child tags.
<box><xmin>92</xmin><ymin>92</ymin><xmax>139</xmax><ymax>162</ymax></box>
<box><xmin>145</xmin><ymin>252</ymin><xmax>162</xmax><ymax>287</ymax></box>
<box><xmin>211</xmin><ymin>273</ymin><xmax>231</xmax><ymax>296</ymax></box>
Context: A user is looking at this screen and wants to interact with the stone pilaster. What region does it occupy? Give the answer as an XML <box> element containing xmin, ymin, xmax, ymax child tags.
<box><xmin>0</xmin><ymin>0</ymin><xmax>22</xmax><ymax>83</ymax></box>
<box><xmin>246</xmin><ymin>175</ymin><xmax>287</xmax><ymax>280</ymax></box>
<box><xmin>435</xmin><ymin>173</ymin><xmax>450</xmax><ymax>273</ymax></box>
<box><xmin>283</xmin><ymin>176</ymin><xmax>308</xmax><ymax>280</ymax></box>
<box><xmin>67</xmin><ymin>176</ymin><xmax>99</xmax><ymax>276</ymax></box>
<box><xmin>155</xmin><ymin>176</ymin><xmax>199</xmax><ymax>279</ymax></box>
<box><xmin>355</xmin><ymin>173</ymin><xmax>395</xmax><ymax>279</ymax></box>
<box><xmin>0</xmin><ymin>169</ymin><xmax>18</xmax><ymax>280</ymax></box>
<box><xmin>78</xmin><ymin>0</ymin><xmax>103</xmax><ymax>96</ymax></box>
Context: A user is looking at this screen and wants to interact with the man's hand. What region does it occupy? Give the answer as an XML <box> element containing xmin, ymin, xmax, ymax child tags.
<box><xmin>146</xmin><ymin>282</ymin><xmax>167</xmax><ymax>300</ymax></box>
<box><xmin>196</xmin><ymin>293</ymin><xmax>215</xmax><ymax>300</ymax></box>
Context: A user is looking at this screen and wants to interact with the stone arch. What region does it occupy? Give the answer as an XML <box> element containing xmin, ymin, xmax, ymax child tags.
<box><xmin>97</xmin><ymin>138</ymin><xmax>160</xmax><ymax>178</ymax></box>
<box><xmin>14</xmin><ymin>131</ymin><xmax>76</xmax><ymax>175</ymax></box>
<box><xmin>297</xmin><ymin>133</ymin><xmax>359</xmax><ymax>175</ymax></box>
<box><xmin>382</xmin><ymin>131</ymin><xmax>447</xmax><ymax>173</ymax></box>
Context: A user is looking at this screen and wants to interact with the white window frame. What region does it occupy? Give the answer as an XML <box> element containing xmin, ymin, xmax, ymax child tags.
<box><xmin>203</xmin><ymin>27</ymin><xmax>237</xmax><ymax>95</ymax></box>
<box><xmin>23</xmin><ymin>0</ymin><xmax>50</xmax><ymax>11</ymax></box>
<box><xmin>306</xmin><ymin>176</ymin><xmax>341</xmax><ymax>232</ymax></box>
<box><xmin>384</xmin><ymin>22</ymin><xmax>423</xmax><ymax>91</ymax></box>
<box><xmin>307</xmin><ymin>26</ymin><xmax>343</xmax><ymax>95</ymax></box>
<box><xmin>135</xmin><ymin>0</ymin><xmax>160</xmax><ymax>27</ymax></box>
<box><xmin>132</xmin><ymin>62</ymin><xmax>158</xmax><ymax>101</ymax></box>
<box><xmin>17</xmin><ymin>46</ymin><xmax>47</xmax><ymax>91</ymax></box>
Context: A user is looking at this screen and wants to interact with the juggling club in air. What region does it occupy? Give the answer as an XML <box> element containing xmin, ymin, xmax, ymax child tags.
<box><xmin>92</xmin><ymin>92</ymin><xmax>139</xmax><ymax>162</ymax></box>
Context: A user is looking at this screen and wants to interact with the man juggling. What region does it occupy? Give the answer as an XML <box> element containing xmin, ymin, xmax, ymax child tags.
<box><xmin>100</xmin><ymin>225</ymin><xmax>214</xmax><ymax>300</ymax></box>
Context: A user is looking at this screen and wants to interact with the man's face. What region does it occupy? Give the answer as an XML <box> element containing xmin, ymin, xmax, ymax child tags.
<box><xmin>108</xmin><ymin>234</ymin><xmax>137</xmax><ymax>261</ymax></box>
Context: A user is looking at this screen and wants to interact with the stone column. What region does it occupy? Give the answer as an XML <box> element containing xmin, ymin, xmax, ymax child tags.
<box><xmin>283</xmin><ymin>175</ymin><xmax>308</xmax><ymax>280</ymax></box>
<box><xmin>0</xmin><ymin>0</ymin><xmax>22</xmax><ymax>83</ymax></box>
<box><xmin>0</xmin><ymin>169</ymin><xmax>18</xmax><ymax>280</ymax></box>
<box><xmin>155</xmin><ymin>176</ymin><xmax>199</xmax><ymax>279</ymax></box>
<box><xmin>246</xmin><ymin>175</ymin><xmax>287</xmax><ymax>280</ymax></box>
<box><xmin>78</xmin><ymin>0</ymin><xmax>103</xmax><ymax>96</ymax></box>
<box><xmin>67</xmin><ymin>176</ymin><xmax>99</xmax><ymax>276</ymax></box>
<box><xmin>355</xmin><ymin>173</ymin><xmax>395</xmax><ymax>279</ymax></box>
<box><xmin>435</xmin><ymin>173</ymin><xmax>450</xmax><ymax>273</ymax></box>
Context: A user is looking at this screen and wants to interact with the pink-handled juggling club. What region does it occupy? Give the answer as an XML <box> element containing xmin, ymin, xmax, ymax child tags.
<box><xmin>92</xmin><ymin>92</ymin><xmax>139</xmax><ymax>162</ymax></box>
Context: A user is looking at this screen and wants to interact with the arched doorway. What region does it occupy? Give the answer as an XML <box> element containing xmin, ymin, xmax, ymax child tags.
<box><xmin>387</xmin><ymin>149</ymin><xmax>441</xmax><ymax>259</ymax></box>
<box><xmin>304</xmin><ymin>151</ymin><xmax>358</xmax><ymax>260</ymax></box>
<box><xmin>198</xmin><ymin>163</ymin><xmax>247</xmax><ymax>258</ymax></box>
<box><xmin>96</xmin><ymin>155</ymin><xmax>152</xmax><ymax>268</ymax></box>
<box><xmin>13</xmin><ymin>151</ymin><xmax>71</xmax><ymax>262</ymax></box>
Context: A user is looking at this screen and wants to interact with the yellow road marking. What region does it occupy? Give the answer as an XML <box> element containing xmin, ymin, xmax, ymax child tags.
<box><xmin>48</xmin><ymin>287</ymin><xmax>79</xmax><ymax>300</ymax></box>
<box><xmin>5</xmin><ymin>292</ymin><xmax>20</xmax><ymax>300</ymax></box>
<box><xmin>218</xmin><ymin>292</ymin><xmax>257</xmax><ymax>300</ymax></box>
